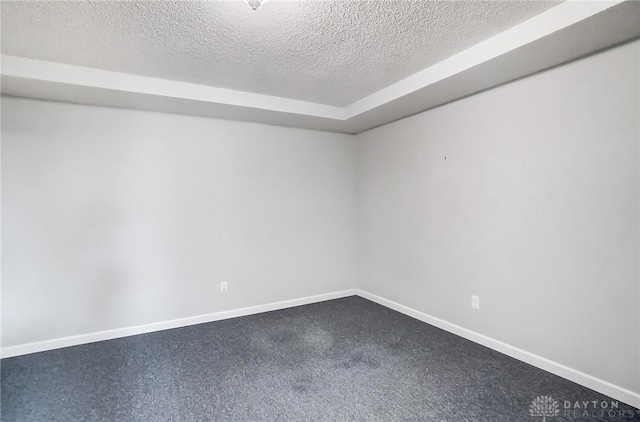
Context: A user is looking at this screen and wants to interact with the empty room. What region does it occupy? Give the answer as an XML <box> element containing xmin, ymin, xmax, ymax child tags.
<box><xmin>1</xmin><ymin>0</ymin><xmax>639</xmax><ymax>421</ymax></box>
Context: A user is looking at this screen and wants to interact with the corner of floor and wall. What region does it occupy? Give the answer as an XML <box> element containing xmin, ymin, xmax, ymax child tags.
<box><xmin>2</xmin><ymin>41</ymin><xmax>639</xmax><ymax>408</ymax></box>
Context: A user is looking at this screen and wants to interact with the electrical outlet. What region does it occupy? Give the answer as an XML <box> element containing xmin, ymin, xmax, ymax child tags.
<box><xmin>471</xmin><ymin>295</ymin><xmax>480</xmax><ymax>310</ymax></box>
<box><xmin>221</xmin><ymin>282</ymin><xmax>228</xmax><ymax>294</ymax></box>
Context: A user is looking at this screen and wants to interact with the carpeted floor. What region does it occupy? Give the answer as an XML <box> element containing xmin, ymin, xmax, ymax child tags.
<box><xmin>1</xmin><ymin>296</ymin><xmax>638</xmax><ymax>421</ymax></box>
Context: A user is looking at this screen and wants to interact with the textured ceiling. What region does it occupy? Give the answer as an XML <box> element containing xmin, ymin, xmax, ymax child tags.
<box><xmin>1</xmin><ymin>0</ymin><xmax>560</xmax><ymax>106</ymax></box>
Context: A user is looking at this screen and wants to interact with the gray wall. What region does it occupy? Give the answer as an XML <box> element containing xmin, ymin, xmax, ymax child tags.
<box><xmin>1</xmin><ymin>98</ymin><xmax>358</xmax><ymax>347</ymax></box>
<box><xmin>356</xmin><ymin>40</ymin><xmax>640</xmax><ymax>394</ymax></box>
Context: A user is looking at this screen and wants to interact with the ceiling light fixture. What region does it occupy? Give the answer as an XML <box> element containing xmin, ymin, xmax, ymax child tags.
<box><xmin>245</xmin><ymin>0</ymin><xmax>269</xmax><ymax>10</ymax></box>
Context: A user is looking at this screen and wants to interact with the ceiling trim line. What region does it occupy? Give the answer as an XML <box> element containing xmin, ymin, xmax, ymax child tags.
<box><xmin>343</xmin><ymin>0</ymin><xmax>626</xmax><ymax>119</ymax></box>
<box><xmin>0</xmin><ymin>55</ymin><xmax>346</xmax><ymax>120</ymax></box>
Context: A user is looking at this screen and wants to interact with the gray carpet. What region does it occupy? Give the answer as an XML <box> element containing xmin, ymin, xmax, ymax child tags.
<box><xmin>1</xmin><ymin>296</ymin><xmax>638</xmax><ymax>421</ymax></box>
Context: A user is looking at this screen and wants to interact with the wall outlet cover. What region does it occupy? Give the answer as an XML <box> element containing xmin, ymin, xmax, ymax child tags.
<box><xmin>472</xmin><ymin>295</ymin><xmax>480</xmax><ymax>310</ymax></box>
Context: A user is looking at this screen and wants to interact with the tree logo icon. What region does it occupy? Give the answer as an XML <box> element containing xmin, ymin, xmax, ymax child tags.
<box><xmin>529</xmin><ymin>396</ymin><xmax>560</xmax><ymax>421</ymax></box>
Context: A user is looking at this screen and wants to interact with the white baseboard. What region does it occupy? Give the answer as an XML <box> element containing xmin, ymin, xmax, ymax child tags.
<box><xmin>355</xmin><ymin>289</ymin><xmax>640</xmax><ymax>409</ymax></box>
<box><xmin>3</xmin><ymin>287</ymin><xmax>638</xmax><ymax>409</ymax></box>
<box><xmin>0</xmin><ymin>289</ymin><xmax>357</xmax><ymax>359</ymax></box>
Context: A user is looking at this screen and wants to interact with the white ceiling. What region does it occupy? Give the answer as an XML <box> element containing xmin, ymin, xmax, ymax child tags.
<box><xmin>2</xmin><ymin>0</ymin><xmax>559</xmax><ymax>106</ymax></box>
<box><xmin>1</xmin><ymin>0</ymin><xmax>639</xmax><ymax>133</ymax></box>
